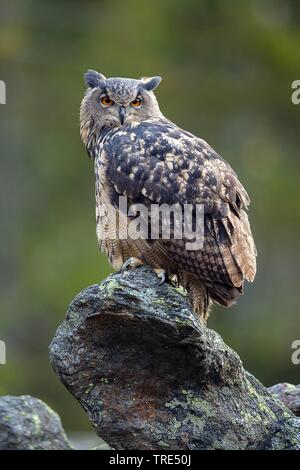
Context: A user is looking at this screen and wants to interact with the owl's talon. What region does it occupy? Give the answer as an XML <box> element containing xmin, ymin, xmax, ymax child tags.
<box><xmin>121</xmin><ymin>257</ymin><xmax>144</xmax><ymax>272</ymax></box>
<box><xmin>154</xmin><ymin>269</ymin><xmax>167</xmax><ymax>286</ymax></box>
<box><xmin>121</xmin><ymin>258</ymin><xmax>133</xmax><ymax>271</ymax></box>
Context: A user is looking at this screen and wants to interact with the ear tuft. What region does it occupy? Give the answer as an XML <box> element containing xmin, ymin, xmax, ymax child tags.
<box><xmin>84</xmin><ymin>69</ymin><xmax>106</xmax><ymax>89</ymax></box>
<box><xmin>140</xmin><ymin>76</ymin><xmax>162</xmax><ymax>91</ymax></box>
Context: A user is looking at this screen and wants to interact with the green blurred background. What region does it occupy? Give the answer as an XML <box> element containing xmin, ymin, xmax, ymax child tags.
<box><xmin>0</xmin><ymin>0</ymin><xmax>299</xmax><ymax>433</ymax></box>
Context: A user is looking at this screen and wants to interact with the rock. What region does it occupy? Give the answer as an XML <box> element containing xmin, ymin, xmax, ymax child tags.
<box><xmin>0</xmin><ymin>395</ymin><xmax>72</xmax><ymax>450</ymax></box>
<box><xmin>49</xmin><ymin>266</ymin><xmax>300</xmax><ymax>450</ymax></box>
<box><xmin>269</xmin><ymin>383</ymin><xmax>300</xmax><ymax>417</ymax></box>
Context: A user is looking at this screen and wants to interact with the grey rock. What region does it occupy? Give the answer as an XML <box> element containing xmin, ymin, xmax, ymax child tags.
<box><xmin>50</xmin><ymin>266</ymin><xmax>300</xmax><ymax>450</ymax></box>
<box><xmin>0</xmin><ymin>395</ymin><xmax>72</xmax><ymax>450</ymax></box>
<box><xmin>269</xmin><ymin>383</ymin><xmax>300</xmax><ymax>417</ymax></box>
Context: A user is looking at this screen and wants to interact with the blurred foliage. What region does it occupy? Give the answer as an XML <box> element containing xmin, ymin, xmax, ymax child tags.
<box><xmin>0</xmin><ymin>0</ymin><xmax>300</xmax><ymax>431</ymax></box>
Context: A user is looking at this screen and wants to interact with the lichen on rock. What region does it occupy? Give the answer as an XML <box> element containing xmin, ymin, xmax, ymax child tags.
<box><xmin>50</xmin><ymin>266</ymin><xmax>300</xmax><ymax>450</ymax></box>
<box><xmin>0</xmin><ymin>395</ymin><xmax>72</xmax><ymax>450</ymax></box>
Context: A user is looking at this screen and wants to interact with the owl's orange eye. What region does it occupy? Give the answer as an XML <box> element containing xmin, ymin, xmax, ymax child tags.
<box><xmin>130</xmin><ymin>97</ymin><xmax>142</xmax><ymax>107</ymax></box>
<box><xmin>100</xmin><ymin>95</ymin><xmax>114</xmax><ymax>107</ymax></box>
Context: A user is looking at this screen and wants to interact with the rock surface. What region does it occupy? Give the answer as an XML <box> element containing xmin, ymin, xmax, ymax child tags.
<box><xmin>269</xmin><ymin>383</ymin><xmax>300</xmax><ymax>417</ymax></box>
<box><xmin>50</xmin><ymin>266</ymin><xmax>300</xmax><ymax>450</ymax></box>
<box><xmin>0</xmin><ymin>395</ymin><xmax>72</xmax><ymax>450</ymax></box>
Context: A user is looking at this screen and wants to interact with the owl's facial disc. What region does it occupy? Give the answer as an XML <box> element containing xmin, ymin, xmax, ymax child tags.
<box><xmin>98</xmin><ymin>92</ymin><xmax>141</xmax><ymax>125</ymax></box>
<box><xmin>118</xmin><ymin>96</ymin><xmax>142</xmax><ymax>124</ymax></box>
<box><xmin>98</xmin><ymin>88</ymin><xmax>146</xmax><ymax>126</ymax></box>
<box><xmin>81</xmin><ymin>71</ymin><xmax>163</xmax><ymax>133</ymax></box>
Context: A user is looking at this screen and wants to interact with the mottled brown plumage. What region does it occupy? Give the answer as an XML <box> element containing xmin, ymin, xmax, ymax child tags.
<box><xmin>80</xmin><ymin>70</ymin><xmax>257</xmax><ymax>322</ymax></box>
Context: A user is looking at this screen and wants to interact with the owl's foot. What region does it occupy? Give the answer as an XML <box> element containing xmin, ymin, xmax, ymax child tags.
<box><xmin>154</xmin><ymin>268</ymin><xmax>167</xmax><ymax>286</ymax></box>
<box><xmin>121</xmin><ymin>257</ymin><xmax>144</xmax><ymax>271</ymax></box>
<box><xmin>121</xmin><ymin>259</ymin><xmax>167</xmax><ymax>286</ymax></box>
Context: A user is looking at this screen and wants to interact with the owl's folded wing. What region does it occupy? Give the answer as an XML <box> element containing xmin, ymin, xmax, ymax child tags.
<box><xmin>103</xmin><ymin>121</ymin><xmax>257</xmax><ymax>288</ymax></box>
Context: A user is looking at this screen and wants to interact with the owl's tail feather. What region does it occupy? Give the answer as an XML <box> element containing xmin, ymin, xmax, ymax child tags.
<box><xmin>180</xmin><ymin>272</ymin><xmax>211</xmax><ymax>323</ymax></box>
<box><xmin>208</xmin><ymin>282</ymin><xmax>243</xmax><ymax>307</ymax></box>
<box><xmin>180</xmin><ymin>272</ymin><xmax>243</xmax><ymax>323</ymax></box>
<box><xmin>228</xmin><ymin>210</ymin><xmax>257</xmax><ymax>284</ymax></box>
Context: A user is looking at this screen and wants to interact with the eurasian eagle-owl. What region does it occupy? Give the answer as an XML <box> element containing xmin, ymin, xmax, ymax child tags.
<box><xmin>80</xmin><ymin>70</ymin><xmax>257</xmax><ymax>322</ymax></box>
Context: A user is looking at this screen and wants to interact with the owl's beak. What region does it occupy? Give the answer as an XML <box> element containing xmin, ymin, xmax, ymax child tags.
<box><xmin>119</xmin><ymin>107</ymin><xmax>126</xmax><ymax>125</ymax></box>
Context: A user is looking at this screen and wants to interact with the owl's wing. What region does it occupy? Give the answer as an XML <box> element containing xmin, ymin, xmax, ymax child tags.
<box><xmin>103</xmin><ymin>120</ymin><xmax>256</xmax><ymax>288</ymax></box>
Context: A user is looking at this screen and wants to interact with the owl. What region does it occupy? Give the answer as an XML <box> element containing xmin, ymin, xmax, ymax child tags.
<box><xmin>80</xmin><ymin>70</ymin><xmax>256</xmax><ymax>322</ymax></box>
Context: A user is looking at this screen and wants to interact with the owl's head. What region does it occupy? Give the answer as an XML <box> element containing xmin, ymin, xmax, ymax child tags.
<box><xmin>80</xmin><ymin>70</ymin><xmax>163</xmax><ymax>145</ymax></box>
